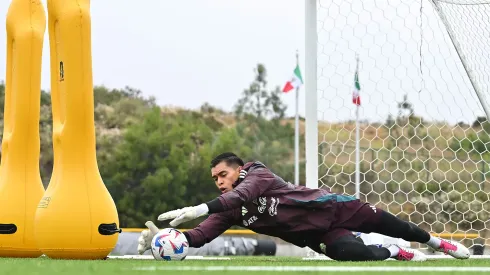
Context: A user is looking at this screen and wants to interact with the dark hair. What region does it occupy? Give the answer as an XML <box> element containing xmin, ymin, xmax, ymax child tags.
<box><xmin>210</xmin><ymin>152</ymin><xmax>244</xmax><ymax>168</ymax></box>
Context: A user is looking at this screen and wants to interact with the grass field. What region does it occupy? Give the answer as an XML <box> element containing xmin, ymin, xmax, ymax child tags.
<box><xmin>2</xmin><ymin>256</ymin><xmax>490</xmax><ymax>275</ymax></box>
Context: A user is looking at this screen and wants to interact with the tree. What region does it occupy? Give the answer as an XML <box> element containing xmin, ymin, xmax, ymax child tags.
<box><xmin>234</xmin><ymin>64</ymin><xmax>287</xmax><ymax>120</ymax></box>
<box><xmin>94</xmin><ymin>85</ymin><xmax>156</xmax><ymax>108</ymax></box>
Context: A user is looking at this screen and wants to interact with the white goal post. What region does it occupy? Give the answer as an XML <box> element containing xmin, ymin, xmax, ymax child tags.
<box><xmin>304</xmin><ymin>0</ymin><xmax>490</xmax><ymax>251</ymax></box>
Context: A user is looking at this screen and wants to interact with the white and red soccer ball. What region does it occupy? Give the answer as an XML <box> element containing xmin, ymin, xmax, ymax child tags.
<box><xmin>150</xmin><ymin>228</ymin><xmax>189</xmax><ymax>261</ymax></box>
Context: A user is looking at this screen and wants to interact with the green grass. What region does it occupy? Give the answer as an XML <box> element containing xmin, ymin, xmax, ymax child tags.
<box><xmin>1</xmin><ymin>256</ymin><xmax>490</xmax><ymax>275</ymax></box>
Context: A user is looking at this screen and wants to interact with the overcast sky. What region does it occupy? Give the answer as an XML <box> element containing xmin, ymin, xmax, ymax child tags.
<box><xmin>0</xmin><ymin>0</ymin><xmax>488</xmax><ymax>125</ymax></box>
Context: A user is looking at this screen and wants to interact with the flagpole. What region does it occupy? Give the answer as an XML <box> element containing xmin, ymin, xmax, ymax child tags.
<box><xmin>295</xmin><ymin>50</ymin><xmax>300</xmax><ymax>186</ymax></box>
<box><xmin>355</xmin><ymin>53</ymin><xmax>360</xmax><ymax>199</ymax></box>
<box><xmin>355</xmin><ymin>100</ymin><xmax>360</xmax><ymax>199</ymax></box>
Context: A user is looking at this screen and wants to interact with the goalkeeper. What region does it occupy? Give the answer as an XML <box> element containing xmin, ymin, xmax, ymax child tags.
<box><xmin>138</xmin><ymin>152</ymin><xmax>470</xmax><ymax>261</ymax></box>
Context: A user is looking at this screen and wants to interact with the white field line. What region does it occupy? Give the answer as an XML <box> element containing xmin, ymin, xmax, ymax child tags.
<box><xmin>132</xmin><ymin>266</ymin><xmax>490</xmax><ymax>272</ymax></box>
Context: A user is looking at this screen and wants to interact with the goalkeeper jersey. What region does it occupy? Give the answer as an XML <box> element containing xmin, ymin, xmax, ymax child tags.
<box><xmin>184</xmin><ymin>161</ymin><xmax>364</xmax><ymax>249</ymax></box>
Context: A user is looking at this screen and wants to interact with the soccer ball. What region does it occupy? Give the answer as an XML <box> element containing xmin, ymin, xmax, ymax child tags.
<box><xmin>150</xmin><ymin>228</ymin><xmax>189</xmax><ymax>261</ymax></box>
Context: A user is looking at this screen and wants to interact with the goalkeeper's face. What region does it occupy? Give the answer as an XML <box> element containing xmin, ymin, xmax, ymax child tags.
<box><xmin>211</xmin><ymin>161</ymin><xmax>241</xmax><ymax>194</ymax></box>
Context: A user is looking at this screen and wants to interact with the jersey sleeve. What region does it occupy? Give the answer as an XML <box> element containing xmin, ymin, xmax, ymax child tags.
<box><xmin>183</xmin><ymin>210</ymin><xmax>237</xmax><ymax>248</ymax></box>
<box><xmin>217</xmin><ymin>167</ymin><xmax>276</xmax><ymax>211</ymax></box>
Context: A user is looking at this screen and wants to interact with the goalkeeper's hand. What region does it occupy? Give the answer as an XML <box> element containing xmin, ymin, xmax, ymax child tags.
<box><xmin>157</xmin><ymin>203</ymin><xmax>209</xmax><ymax>227</ymax></box>
<box><xmin>137</xmin><ymin>221</ymin><xmax>160</xmax><ymax>255</ymax></box>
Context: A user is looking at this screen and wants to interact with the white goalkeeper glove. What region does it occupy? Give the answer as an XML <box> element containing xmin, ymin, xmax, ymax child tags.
<box><xmin>137</xmin><ymin>221</ymin><xmax>160</xmax><ymax>255</ymax></box>
<box><xmin>157</xmin><ymin>203</ymin><xmax>209</xmax><ymax>227</ymax></box>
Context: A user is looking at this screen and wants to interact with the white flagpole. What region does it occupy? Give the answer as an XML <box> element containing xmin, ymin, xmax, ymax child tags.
<box><xmin>355</xmin><ymin>103</ymin><xmax>360</xmax><ymax>198</ymax></box>
<box><xmin>295</xmin><ymin>50</ymin><xmax>300</xmax><ymax>186</ymax></box>
<box><xmin>355</xmin><ymin>53</ymin><xmax>360</xmax><ymax>199</ymax></box>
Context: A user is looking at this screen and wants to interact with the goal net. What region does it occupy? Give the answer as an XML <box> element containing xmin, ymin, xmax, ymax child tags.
<box><xmin>305</xmin><ymin>0</ymin><xmax>490</xmax><ymax>252</ymax></box>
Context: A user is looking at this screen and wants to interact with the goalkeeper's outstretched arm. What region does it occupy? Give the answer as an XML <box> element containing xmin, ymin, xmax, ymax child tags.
<box><xmin>182</xmin><ymin>210</ymin><xmax>239</xmax><ymax>248</ymax></box>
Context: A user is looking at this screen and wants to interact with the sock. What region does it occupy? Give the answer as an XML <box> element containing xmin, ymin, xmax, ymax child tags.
<box><xmin>386</xmin><ymin>245</ymin><xmax>400</xmax><ymax>257</ymax></box>
<box><xmin>425</xmin><ymin>236</ymin><xmax>442</xmax><ymax>249</ymax></box>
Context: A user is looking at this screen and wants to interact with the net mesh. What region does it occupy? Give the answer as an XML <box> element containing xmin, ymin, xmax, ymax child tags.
<box><xmin>315</xmin><ymin>0</ymin><xmax>490</xmax><ymax>250</ymax></box>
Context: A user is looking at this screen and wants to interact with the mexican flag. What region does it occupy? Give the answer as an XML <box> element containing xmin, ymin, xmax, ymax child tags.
<box><xmin>282</xmin><ymin>64</ymin><xmax>303</xmax><ymax>93</ymax></box>
<box><xmin>352</xmin><ymin>62</ymin><xmax>361</xmax><ymax>105</ymax></box>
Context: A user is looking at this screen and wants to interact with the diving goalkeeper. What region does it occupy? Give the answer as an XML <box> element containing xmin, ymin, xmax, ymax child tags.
<box><xmin>137</xmin><ymin>152</ymin><xmax>470</xmax><ymax>261</ymax></box>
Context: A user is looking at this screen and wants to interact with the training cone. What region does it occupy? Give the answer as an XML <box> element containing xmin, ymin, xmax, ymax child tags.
<box><xmin>34</xmin><ymin>0</ymin><xmax>121</xmax><ymax>260</ymax></box>
<box><xmin>0</xmin><ymin>0</ymin><xmax>46</xmax><ymax>258</ymax></box>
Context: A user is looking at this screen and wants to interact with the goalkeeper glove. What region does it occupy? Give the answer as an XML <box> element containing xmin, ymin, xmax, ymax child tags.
<box><xmin>157</xmin><ymin>203</ymin><xmax>209</xmax><ymax>227</ymax></box>
<box><xmin>137</xmin><ymin>221</ymin><xmax>160</xmax><ymax>255</ymax></box>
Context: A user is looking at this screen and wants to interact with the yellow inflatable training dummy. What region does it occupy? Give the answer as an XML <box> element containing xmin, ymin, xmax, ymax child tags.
<box><xmin>0</xmin><ymin>0</ymin><xmax>46</xmax><ymax>258</ymax></box>
<box><xmin>34</xmin><ymin>0</ymin><xmax>121</xmax><ymax>259</ymax></box>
